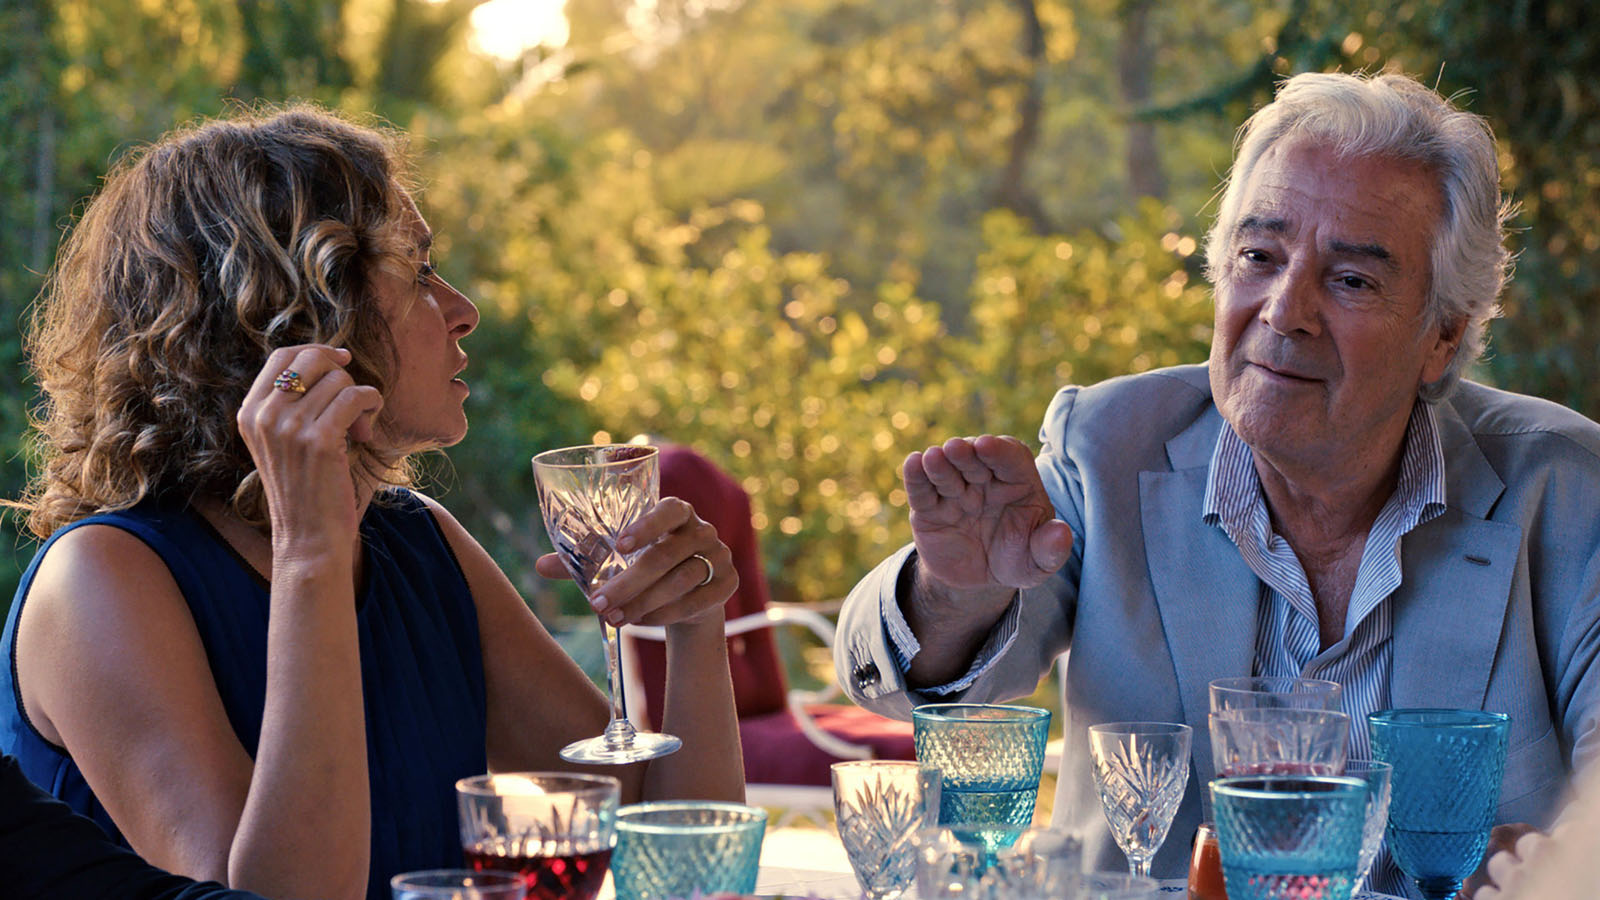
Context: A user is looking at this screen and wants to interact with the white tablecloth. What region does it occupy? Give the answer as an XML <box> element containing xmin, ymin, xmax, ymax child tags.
<box><xmin>612</xmin><ymin>827</ymin><xmax>1407</xmax><ymax>899</ymax></box>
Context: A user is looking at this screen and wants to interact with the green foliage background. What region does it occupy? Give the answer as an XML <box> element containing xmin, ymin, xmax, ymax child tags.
<box><xmin>1</xmin><ymin>0</ymin><xmax>1596</xmax><ymax>623</ymax></box>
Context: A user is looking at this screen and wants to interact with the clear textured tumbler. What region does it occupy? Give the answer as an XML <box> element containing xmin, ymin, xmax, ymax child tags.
<box><xmin>912</xmin><ymin>704</ymin><xmax>1050</xmax><ymax>859</ymax></box>
<box><xmin>1210</xmin><ymin>775</ymin><xmax>1367</xmax><ymax>900</ymax></box>
<box><xmin>1209</xmin><ymin>708</ymin><xmax>1351</xmax><ymax>777</ymax></box>
<box><xmin>1209</xmin><ymin>677</ymin><xmax>1343</xmax><ymax>714</ymax></box>
<box><xmin>611</xmin><ymin>801</ymin><xmax>767</xmax><ymax>900</ymax></box>
<box><xmin>1341</xmin><ymin>759</ymin><xmax>1393</xmax><ymax>892</ymax></box>
<box><xmin>1367</xmin><ymin>709</ymin><xmax>1510</xmax><ymax>900</ymax></box>
<box><xmin>914</xmin><ymin>825</ymin><xmax>1082</xmax><ymax>899</ymax></box>
<box><xmin>832</xmin><ymin>761</ymin><xmax>942</xmax><ymax>900</ymax></box>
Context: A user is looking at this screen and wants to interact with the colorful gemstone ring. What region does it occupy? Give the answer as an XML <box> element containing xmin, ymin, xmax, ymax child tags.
<box><xmin>273</xmin><ymin>369</ymin><xmax>307</xmax><ymax>394</ymax></box>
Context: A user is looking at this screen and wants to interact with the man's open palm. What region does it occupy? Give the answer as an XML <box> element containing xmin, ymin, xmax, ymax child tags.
<box><xmin>903</xmin><ymin>435</ymin><xmax>1073</xmax><ymax>591</ymax></box>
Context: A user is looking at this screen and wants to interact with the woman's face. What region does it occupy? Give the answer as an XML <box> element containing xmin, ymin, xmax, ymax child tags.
<box><xmin>368</xmin><ymin>199</ymin><xmax>480</xmax><ymax>453</ymax></box>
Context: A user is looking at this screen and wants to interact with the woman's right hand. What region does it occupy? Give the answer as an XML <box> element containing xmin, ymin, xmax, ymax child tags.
<box><xmin>235</xmin><ymin>345</ymin><xmax>383</xmax><ymax>544</ymax></box>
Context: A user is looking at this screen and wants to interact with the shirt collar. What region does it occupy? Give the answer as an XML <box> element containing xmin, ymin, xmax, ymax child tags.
<box><xmin>1202</xmin><ymin>401</ymin><xmax>1447</xmax><ymax>532</ymax></box>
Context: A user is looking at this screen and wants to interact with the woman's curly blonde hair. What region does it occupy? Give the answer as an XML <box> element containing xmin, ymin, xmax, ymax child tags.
<box><xmin>15</xmin><ymin>103</ymin><xmax>422</xmax><ymax>538</ymax></box>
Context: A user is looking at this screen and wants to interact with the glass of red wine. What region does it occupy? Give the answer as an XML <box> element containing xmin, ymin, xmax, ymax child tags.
<box><xmin>456</xmin><ymin>772</ymin><xmax>620</xmax><ymax>900</ymax></box>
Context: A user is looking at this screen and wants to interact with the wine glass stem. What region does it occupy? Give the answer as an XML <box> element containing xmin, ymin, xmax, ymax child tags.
<box><xmin>1132</xmin><ymin>856</ymin><xmax>1152</xmax><ymax>879</ymax></box>
<box><xmin>598</xmin><ymin>616</ymin><xmax>637</xmax><ymax>747</ymax></box>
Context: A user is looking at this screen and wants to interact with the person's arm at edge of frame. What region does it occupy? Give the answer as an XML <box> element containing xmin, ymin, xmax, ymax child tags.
<box><xmin>0</xmin><ymin>754</ymin><xmax>268</xmax><ymax>900</ymax></box>
<box><xmin>1469</xmin><ymin>550</ymin><xmax>1600</xmax><ymax>899</ymax></box>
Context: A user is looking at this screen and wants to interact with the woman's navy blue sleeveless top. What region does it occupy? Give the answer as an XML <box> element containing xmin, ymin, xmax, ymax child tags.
<box><xmin>0</xmin><ymin>491</ymin><xmax>488</xmax><ymax>900</ymax></box>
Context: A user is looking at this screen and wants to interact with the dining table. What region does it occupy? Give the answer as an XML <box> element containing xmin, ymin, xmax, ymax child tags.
<box><xmin>594</xmin><ymin>824</ymin><xmax>1410</xmax><ymax>899</ymax></box>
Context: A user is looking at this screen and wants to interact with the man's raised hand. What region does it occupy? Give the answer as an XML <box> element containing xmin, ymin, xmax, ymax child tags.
<box><xmin>903</xmin><ymin>434</ymin><xmax>1073</xmax><ymax>592</ymax></box>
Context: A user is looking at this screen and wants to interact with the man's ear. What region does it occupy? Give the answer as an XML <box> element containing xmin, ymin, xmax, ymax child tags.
<box><xmin>1422</xmin><ymin>315</ymin><xmax>1467</xmax><ymax>385</ymax></box>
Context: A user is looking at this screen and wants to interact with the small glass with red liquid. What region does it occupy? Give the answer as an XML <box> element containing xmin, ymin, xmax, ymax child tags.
<box><xmin>456</xmin><ymin>772</ymin><xmax>621</xmax><ymax>900</ymax></box>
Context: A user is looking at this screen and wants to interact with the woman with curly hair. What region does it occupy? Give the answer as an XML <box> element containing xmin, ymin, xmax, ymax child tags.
<box><xmin>0</xmin><ymin>105</ymin><xmax>743</xmax><ymax>900</ymax></box>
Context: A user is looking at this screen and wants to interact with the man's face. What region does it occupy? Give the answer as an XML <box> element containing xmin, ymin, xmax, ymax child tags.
<box><xmin>1208</xmin><ymin>140</ymin><xmax>1463</xmax><ymax>477</ymax></box>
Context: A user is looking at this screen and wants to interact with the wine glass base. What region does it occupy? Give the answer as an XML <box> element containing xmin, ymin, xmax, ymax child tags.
<box><xmin>1412</xmin><ymin>877</ymin><xmax>1465</xmax><ymax>900</ymax></box>
<box><xmin>560</xmin><ymin>730</ymin><xmax>682</xmax><ymax>764</ymax></box>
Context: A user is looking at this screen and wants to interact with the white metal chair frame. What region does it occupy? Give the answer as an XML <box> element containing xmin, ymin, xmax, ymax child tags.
<box><xmin>621</xmin><ymin>603</ymin><xmax>875</xmax><ymax>762</ymax></box>
<box><xmin>621</xmin><ymin>603</ymin><xmax>875</xmax><ymax>825</ymax></box>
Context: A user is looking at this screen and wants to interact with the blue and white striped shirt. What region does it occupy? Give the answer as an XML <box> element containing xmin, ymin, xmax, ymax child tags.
<box><xmin>1203</xmin><ymin>401</ymin><xmax>1446</xmax><ymax>897</ymax></box>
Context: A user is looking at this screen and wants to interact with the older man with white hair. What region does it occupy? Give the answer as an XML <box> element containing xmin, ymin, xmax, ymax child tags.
<box><xmin>835</xmin><ymin>71</ymin><xmax>1600</xmax><ymax>896</ymax></box>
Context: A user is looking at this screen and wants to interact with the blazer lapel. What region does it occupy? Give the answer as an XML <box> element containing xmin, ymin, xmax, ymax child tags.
<box><xmin>1390</xmin><ymin>401</ymin><xmax>1520</xmax><ymax>712</ymax></box>
<box><xmin>1142</xmin><ymin>411</ymin><xmax>1262</xmax><ymax>783</ymax></box>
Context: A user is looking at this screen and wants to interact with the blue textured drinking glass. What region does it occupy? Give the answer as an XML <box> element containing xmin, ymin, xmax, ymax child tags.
<box><xmin>611</xmin><ymin>802</ymin><xmax>767</xmax><ymax>900</ymax></box>
<box><xmin>1210</xmin><ymin>775</ymin><xmax>1367</xmax><ymax>900</ymax></box>
<box><xmin>1367</xmin><ymin>709</ymin><xmax>1510</xmax><ymax>900</ymax></box>
<box><xmin>912</xmin><ymin>704</ymin><xmax>1051</xmax><ymax>859</ymax></box>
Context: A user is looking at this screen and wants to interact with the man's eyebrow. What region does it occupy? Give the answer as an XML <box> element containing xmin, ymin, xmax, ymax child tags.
<box><xmin>1328</xmin><ymin>239</ymin><xmax>1399</xmax><ymax>272</ymax></box>
<box><xmin>417</xmin><ymin>231</ymin><xmax>434</xmax><ymax>254</ymax></box>
<box><xmin>1233</xmin><ymin>214</ymin><xmax>1288</xmax><ymax>238</ymax></box>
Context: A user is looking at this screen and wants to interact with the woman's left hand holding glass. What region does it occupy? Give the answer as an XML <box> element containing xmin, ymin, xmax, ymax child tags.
<box><xmin>535</xmin><ymin>497</ymin><xmax>736</xmax><ymax>627</ymax></box>
<box><xmin>533</xmin><ymin>496</ymin><xmax>744</xmax><ymax>802</ymax></box>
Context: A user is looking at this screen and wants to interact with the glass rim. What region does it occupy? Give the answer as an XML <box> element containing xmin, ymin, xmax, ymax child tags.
<box><xmin>1341</xmin><ymin>759</ymin><xmax>1393</xmax><ymax>773</ymax></box>
<box><xmin>1210</xmin><ymin>774</ymin><xmax>1368</xmax><ymax>800</ymax></box>
<box><xmin>1210</xmin><ymin>707</ymin><xmax>1351</xmax><ymax>723</ymax></box>
<box><xmin>1209</xmin><ymin>675</ymin><xmax>1343</xmax><ymax>694</ymax></box>
<box><xmin>531</xmin><ymin>442</ymin><xmax>659</xmax><ymax>470</ymax></box>
<box><xmin>829</xmin><ymin>759</ymin><xmax>930</xmax><ymax>773</ymax></box>
<box><xmin>454</xmin><ymin>771</ymin><xmax>621</xmax><ymax>799</ymax></box>
<box><xmin>911</xmin><ymin>702</ymin><xmax>1051</xmax><ymax>723</ymax></box>
<box><xmin>615</xmin><ymin>800</ymin><xmax>767</xmax><ymax>833</ymax></box>
<box><xmin>1088</xmin><ymin>720</ymin><xmax>1191</xmax><ymax>735</ymax></box>
<box><xmin>390</xmin><ymin>869</ymin><xmax>525</xmax><ymax>888</ymax></box>
<box><xmin>1367</xmin><ymin>708</ymin><xmax>1511</xmax><ymax>729</ymax></box>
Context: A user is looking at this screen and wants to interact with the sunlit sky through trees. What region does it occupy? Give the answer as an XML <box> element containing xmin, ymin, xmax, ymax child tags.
<box><xmin>452</xmin><ymin>0</ymin><xmax>569</xmax><ymax>59</ymax></box>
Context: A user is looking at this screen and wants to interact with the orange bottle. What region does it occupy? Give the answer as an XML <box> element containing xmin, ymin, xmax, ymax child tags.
<box><xmin>1187</xmin><ymin>822</ymin><xmax>1228</xmax><ymax>900</ymax></box>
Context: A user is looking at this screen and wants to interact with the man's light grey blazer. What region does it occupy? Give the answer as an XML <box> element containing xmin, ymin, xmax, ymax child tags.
<box><xmin>835</xmin><ymin>364</ymin><xmax>1600</xmax><ymax>878</ymax></box>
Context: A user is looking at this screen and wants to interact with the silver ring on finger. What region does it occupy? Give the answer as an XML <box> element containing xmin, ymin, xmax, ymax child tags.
<box><xmin>689</xmin><ymin>552</ymin><xmax>714</xmax><ymax>587</ymax></box>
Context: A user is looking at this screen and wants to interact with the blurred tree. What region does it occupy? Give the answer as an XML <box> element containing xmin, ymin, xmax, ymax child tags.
<box><xmin>1371</xmin><ymin>1</ymin><xmax>1600</xmax><ymax>418</ymax></box>
<box><xmin>3</xmin><ymin>0</ymin><xmax>1595</xmax><ymax>621</ymax></box>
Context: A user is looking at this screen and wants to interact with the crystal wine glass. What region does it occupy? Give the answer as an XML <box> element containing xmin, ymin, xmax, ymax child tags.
<box><xmin>533</xmin><ymin>443</ymin><xmax>681</xmax><ymax>763</ymax></box>
<box><xmin>1088</xmin><ymin>722</ymin><xmax>1192</xmax><ymax>878</ymax></box>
